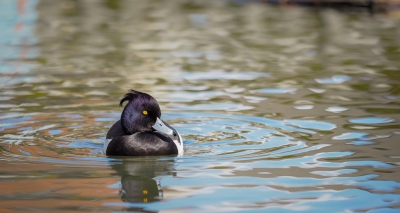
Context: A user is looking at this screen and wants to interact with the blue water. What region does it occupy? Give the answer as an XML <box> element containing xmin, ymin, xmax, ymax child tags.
<box><xmin>0</xmin><ymin>0</ymin><xmax>399</xmax><ymax>212</ymax></box>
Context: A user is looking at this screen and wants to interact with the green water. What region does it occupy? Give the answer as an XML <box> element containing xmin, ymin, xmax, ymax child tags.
<box><xmin>0</xmin><ymin>0</ymin><xmax>400</xmax><ymax>212</ymax></box>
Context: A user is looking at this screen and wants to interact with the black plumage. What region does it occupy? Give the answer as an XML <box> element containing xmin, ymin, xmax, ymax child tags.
<box><xmin>105</xmin><ymin>90</ymin><xmax>182</xmax><ymax>156</ymax></box>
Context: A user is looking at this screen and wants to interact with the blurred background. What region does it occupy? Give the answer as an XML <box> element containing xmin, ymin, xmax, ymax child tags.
<box><xmin>0</xmin><ymin>0</ymin><xmax>400</xmax><ymax>212</ymax></box>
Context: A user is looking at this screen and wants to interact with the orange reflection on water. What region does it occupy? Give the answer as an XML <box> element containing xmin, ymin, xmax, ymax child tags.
<box><xmin>0</xmin><ymin>164</ymin><xmax>120</xmax><ymax>213</ymax></box>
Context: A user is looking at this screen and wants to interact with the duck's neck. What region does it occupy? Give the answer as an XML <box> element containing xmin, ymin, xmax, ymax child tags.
<box><xmin>121</xmin><ymin>102</ymin><xmax>138</xmax><ymax>134</ymax></box>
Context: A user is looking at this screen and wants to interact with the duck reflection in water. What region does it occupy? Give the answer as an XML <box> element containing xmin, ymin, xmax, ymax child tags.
<box><xmin>109</xmin><ymin>157</ymin><xmax>176</xmax><ymax>212</ymax></box>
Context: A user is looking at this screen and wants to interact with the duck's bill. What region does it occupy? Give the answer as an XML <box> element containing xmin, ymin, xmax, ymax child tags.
<box><xmin>152</xmin><ymin>117</ymin><xmax>184</xmax><ymax>156</ymax></box>
<box><xmin>152</xmin><ymin>117</ymin><xmax>176</xmax><ymax>136</ymax></box>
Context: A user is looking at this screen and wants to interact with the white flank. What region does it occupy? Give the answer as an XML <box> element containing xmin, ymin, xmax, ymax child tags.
<box><xmin>103</xmin><ymin>138</ymin><xmax>112</xmax><ymax>154</ymax></box>
<box><xmin>174</xmin><ymin>132</ymin><xmax>184</xmax><ymax>157</ymax></box>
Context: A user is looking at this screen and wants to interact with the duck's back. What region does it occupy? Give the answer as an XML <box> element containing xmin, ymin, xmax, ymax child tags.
<box><xmin>106</xmin><ymin>120</ymin><xmax>125</xmax><ymax>139</ymax></box>
<box><xmin>105</xmin><ymin>120</ymin><xmax>178</xmax><ymax>156</ymax></box>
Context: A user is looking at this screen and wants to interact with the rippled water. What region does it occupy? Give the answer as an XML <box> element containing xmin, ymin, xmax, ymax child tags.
<box><xmin>1</xmin><ymin>0</ymin><xmax>400</xmax><ymax>212</ymax></box>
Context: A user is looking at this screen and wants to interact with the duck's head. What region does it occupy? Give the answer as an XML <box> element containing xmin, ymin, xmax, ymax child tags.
<box><xmin>120</xmin><ymin>90</ymin><xmax>181</xmax><ymax>143</ymax></box>
<box><xmin>120</xmin><ymin>90</ymin><xmax>162</xmax><ymax>134</ymax></box>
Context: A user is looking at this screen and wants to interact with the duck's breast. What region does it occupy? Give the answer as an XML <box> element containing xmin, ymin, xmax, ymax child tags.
<box><xmin>105</xmin><ymin>132</ymin><xmax>178</xmax><ymax>156</ymax></box>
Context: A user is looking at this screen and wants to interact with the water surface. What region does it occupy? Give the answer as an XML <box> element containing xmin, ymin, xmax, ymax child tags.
<box><xmin>1</xmin><ymin>0</ymin><xmax>400</xmax><ymax>212</ymax></box>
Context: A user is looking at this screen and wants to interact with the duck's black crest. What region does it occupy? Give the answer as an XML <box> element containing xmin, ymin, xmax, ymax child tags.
<box><xmin>120</xmin><ymin>90</ymin><xmax>143</xmax><ymax>107</ymax></box>
<box><xmin>120</xmin><ymin>90</ymin><xmax>161</xmax><ymax>116</ymax></box>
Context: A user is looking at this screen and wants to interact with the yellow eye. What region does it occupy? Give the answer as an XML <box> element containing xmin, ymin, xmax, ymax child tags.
<box><xmin>142</xmin><ymin>110</ymin><xmax>148</xmax><ymax>115</ymax></box>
